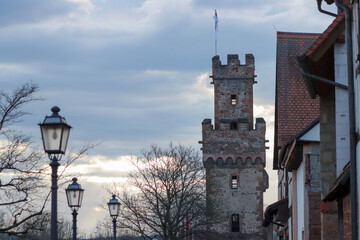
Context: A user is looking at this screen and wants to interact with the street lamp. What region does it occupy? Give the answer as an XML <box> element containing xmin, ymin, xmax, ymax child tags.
<box><xmin>39</xmin><ymin>106</ymin><xmax>71</xmax><ymax>240</ymax></box>
<box><xmin>108</xmin><ymin>194</ymin><xmax>121</xmax><ymax>240</ymax></box>
<box><xmin>65</xmin><ymin>178</ymin><xmax>84</xmax><ymax>240</ymax></box>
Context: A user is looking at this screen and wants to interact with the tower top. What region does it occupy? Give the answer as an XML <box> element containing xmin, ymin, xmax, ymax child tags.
<box><xmin>212</xmin><ymin>54</ymin><xmax>255</xmax><ymax>79</ymax></box>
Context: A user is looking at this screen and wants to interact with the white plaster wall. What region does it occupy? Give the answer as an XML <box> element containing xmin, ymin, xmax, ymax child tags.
<box><xmin>287</xmin><ymin>171</ymin><xmax>293</xmax><ymax>240</ymax></box>
<box><xmin>354</xmin><ymin>5</ymin><xmax>360</xmax><ymax>147</ymax></box>
<box><xmin>278</xmin><ymin>169</ymin><xmax>285</xmax><ymax>200</ymax></box>
<box><xmin>300</xmin><ymin>123</ymin><xmax>320</xmax><ymax>142</ymax></box>
<box><xmin>297</xmin><ymin>161</ymin><xmax>305</xmax><ymax>240</ymax></box>
<box><xmin>288</xmin><ymin>218</ymin><xmax>292</xmax><ymax>240</ymax></box>
<box><xmin>352</xmin><ymin>4</ymin><xmax>360</xmax><ymax>240</ymax></box>
<box><xmin>334</xmin><ymin>41</ymin><xmax>351</xmax><ymax>176</ymax></box>
<box><xmin>288</xmin><ymin>172</ymin><xmax>292</xmax><ymax>207</ymax></box>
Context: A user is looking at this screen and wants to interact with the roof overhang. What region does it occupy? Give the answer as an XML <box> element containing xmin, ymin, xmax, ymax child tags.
<box><xmin>284</xmin><ymin>140</ymin><xmax>303</xmax><ymax>171</ymax></box>
<box><xmin>323</xmin><ymin>163</ymin><xmax>350</xmax><ymax>201</ymax></box>
<box><xmin>263</xmin><ymin>197</ymin><xmax>289</xmax><ymax>227</ymax></box>
<box><xmin>278</xmin><ymin>119</ymin><xmax>320</xmax><ymax>169</ymax></box>
<box><xmin>298</xmin><ymin>13</ymin><xmax>345</xmax><ymax>98</ymax></box>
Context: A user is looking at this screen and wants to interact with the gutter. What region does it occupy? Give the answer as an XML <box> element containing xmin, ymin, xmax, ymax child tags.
<box><xmin>332</xmin><ymin>1</ymin><xmax>357</xmax><ymax>240</ymax></box>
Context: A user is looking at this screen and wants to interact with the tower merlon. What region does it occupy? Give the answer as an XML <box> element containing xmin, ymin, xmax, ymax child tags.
<box><xmin>245</xmin><ymin>53</ymin><xmax>255</xmax><ymax>66</ymax></box>
<box><xmin>255</xmin><ymin>117</ymin><xmax>266</xmax><ymax>136</ymax></box>
<box><xmin>202</xmin><ymin>118</ymin><xmax>213</xmax><ymax>130</ymax></box>
<box><xmin>202</xmin><ymin>118</ymin><xmax>212</xmax><ymax>125</ymax></box>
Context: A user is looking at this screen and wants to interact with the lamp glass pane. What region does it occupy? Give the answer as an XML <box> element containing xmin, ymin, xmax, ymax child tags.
<box><xmin>60</xmin><ymin>125</ymin><xmax>71</xmax><ymax>153</ymax></box>
<box><xmin>108</xmin><ymin>203</ymin><xmax>120</xmax><ymax>216</ymax></box>
<box><xmin>66</xmin><ymin>189</ymin><xmax>76</xmax><ymax>207</ymax></box>
<box><xmin>41</xmin><ymin>125</ymin><xmax>63</xmax><ymax>153</ymax></box>
<box><xmin>78</xmin><ymin>190</ymin><xmax>84</xmax><ymax>206</ymax></box>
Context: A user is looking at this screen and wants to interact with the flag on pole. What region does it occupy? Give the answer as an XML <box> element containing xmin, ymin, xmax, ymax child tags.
<box><xmin>213</xmin><ymin>9</ymin><xmax>218</xmax><ymax>41</ymax></box>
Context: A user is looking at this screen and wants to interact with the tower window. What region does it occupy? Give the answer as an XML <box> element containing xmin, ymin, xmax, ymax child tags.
<box><xmin>231</xmin><ymin>175</ymin><xmax>238</xmax><ymax>189</ymax></box>
<box><xmin>230</xmin><ymin>121</ymin><xmax>237</xmax><ymax>130</ymax></box>
<box><xmin>231</xmin><ymin>95</ymin><xmax>237</xmax><ymax>105</ymax></box>
<box><xmin>231</xmin><ymin>214</ymin><xmax>240</xmax><ymax>232</ymax></box>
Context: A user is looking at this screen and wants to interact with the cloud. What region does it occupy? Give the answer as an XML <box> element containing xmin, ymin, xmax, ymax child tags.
<box><xmin>60</xmin><ymin>154</ymin><xmax>136</xmax><ymax>180</ymax></box>
<box><xmin>0</xmin><ymin>0</ymin><xmax>93</xmax><ymax>28</ymax></box>
<box><xmin>0</xmin><ymin>0</ymin><xmax>194</xmax><ymax>46</ymax></box>
<box><xmin>21</xmin><ymin>69</ymin><xmax>214</xmax><ymax>156</ymax></box>
<box><xmin>254</xmin><ymin>103</ymin><xmax>277</xmax><ymax>204</ymax></box>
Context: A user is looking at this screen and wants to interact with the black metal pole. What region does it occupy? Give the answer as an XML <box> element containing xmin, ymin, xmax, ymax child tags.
<box><xmin>113</xmin><ymin>218</ymin><xmax>117</xmax><ymax>240</ymax></box>
<box><xmin>72</xmin><ymin>209</ymin><xmax>78</xmax><ymax>240</ymax></box>
<box><xmin>50</xmin><ymin>156</ymin><xmax>59</xmax><ymax>240</ymax></box>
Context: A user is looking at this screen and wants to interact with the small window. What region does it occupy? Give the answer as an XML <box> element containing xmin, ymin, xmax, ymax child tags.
<box><xmin>230</xmin><ymin>121</ymin><xmax>237</xmax><ymax>130</ymax></box>
<box><xmin>231</xmin><ymin>214</ymin><xmax>240</xmax><ymax>232</ymax></box>
<box><xmin>231</xmin><ymin>95</ymin><xmax>237</xmax><ymax>105</ymax></box>
<box><xmin>231</xmin><ymin>176</ymin><xmax>238</xmax><ymax>189</ymax></box>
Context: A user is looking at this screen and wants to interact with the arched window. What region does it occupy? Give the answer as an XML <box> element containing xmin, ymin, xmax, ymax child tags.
<box><xmin>231</xmin><ymin>214</ymin><xmax>240</xmax><ymax>232</ymax></box>
<box><xmin>230</xmin><ymin>121</ymin><xmax>237</xmax><ymax>130</ymax></box>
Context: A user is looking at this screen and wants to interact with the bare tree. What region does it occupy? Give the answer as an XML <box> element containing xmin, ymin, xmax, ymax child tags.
<box><xmin>0</xmin><ymin>82</ymin><xmax>91</xmax><ymax>237</ymax></box>
<box><xmin>110</xmin><ymin>143</ymin><xmax>207</xmax><ymax>240</ymax></box>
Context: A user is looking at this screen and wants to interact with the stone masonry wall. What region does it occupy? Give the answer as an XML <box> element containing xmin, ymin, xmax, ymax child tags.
<box><xmin>206</xmin><ymin>163</ymin><xmax>265</xmax><ymax>239</ymax></box>
<box><xmin>202</xmin><ymin>118</ymin><xmax>266</xmax><ymax>161</ymax></box>
<box><xmin>212</xmin><ymin>54</ymin><xmax>255</xmax><ymax>128</ymax></box>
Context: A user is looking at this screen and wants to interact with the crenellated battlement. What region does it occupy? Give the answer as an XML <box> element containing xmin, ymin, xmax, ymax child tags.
<box><xmin>211</xmin><ymin>54</ymin><xmax>255</xmax><ymax>80</ymax></box>
<box><xmin>202</xmin><ymin>117</ymin><xmax>266</xmax><ymax>134</ymax></box>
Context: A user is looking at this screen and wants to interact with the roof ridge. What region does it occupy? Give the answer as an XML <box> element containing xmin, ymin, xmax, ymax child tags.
<box><xmin>304</xmin><ymin>11</ymin><xmax>345</xmax><ymax>58</ymax></box>
<box><xmin>277</xmin><ymin>31</ymin><xmax>322</xmax><ymax>36</ymax></box>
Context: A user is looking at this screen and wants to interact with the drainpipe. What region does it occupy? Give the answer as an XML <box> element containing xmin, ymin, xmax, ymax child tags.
<box><xmin>333</xmin><ymin>1</ymin><xmax>357</xmax><ymax>240</ymax></box>
<box><xmin>299</xmin><ymin>67</ymin><xmax>349</xmax><ymax>90</ymax></box>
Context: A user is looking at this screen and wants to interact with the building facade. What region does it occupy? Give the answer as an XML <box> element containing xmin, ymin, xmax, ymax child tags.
<box><xmin>263</xmin><ymin>32</ymin><xmax>321</xmax><ymax>240</ymax></box>
<box><xmin>201</xmin><ymin>54</ymin><xmax>268</xmax><ymax>240</ymax></box>
<box><xmin>265</xmin><ymin>0</ymin><xmax>360</xmax><ymax>238</ymax></box>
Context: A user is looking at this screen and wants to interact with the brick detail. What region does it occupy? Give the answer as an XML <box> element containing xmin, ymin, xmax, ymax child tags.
<box><xmin>320</xmin><ymin>201</ymin><xmax>338</xmax><ymax>239</ymax></box>
<box><xmin>343</xmin><ymin>193</ymin><xmax>351</xmax><ymax>240</ymax></box>
<box><xmin>308</xmin><ymin>192</ymin><xmax>321</xmax><ymax>240</ymax></box>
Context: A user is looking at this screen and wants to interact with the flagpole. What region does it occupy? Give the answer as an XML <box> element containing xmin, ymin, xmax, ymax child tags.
<box><xmin>213</xmin><ymin>9</ymin><xmax>218</xmax><ymax>56</ymax></box>
<box><xmin>215</xmin><ymin>39</ymin><xmax>217</xmax><ymax>56</ymax></box>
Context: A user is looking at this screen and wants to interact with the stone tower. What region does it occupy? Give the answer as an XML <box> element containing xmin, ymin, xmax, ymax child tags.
<box><xmin>201</xmin><ymin>54</ymin><xmax>268</xmax><ymax>240</ymax></box>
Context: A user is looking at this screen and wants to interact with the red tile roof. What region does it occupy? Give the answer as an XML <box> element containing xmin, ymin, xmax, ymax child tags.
<box><xmin>305</xmin><ymin>12</ymin><xmax>345</xmax><ymax>61</ymax></box>
<box><xmin>274</xmin><ymin>32</ymin><xmax>320</xmax><ymax>169</ymax></box>
<box><xmin>299</xmin><ymin>12</ymin><xmax>345</xmax><ymax>99</ymax></box>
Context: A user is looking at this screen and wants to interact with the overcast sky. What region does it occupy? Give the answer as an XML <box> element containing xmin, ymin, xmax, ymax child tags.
<box><xmin>0</xmin><ymin>0</ymin><xmax>337</xmax><ymax>236</ymax></box>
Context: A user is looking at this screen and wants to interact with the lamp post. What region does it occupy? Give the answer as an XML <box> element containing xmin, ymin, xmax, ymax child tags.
<box><xmin>108</xmin><ymin>194</ymin><xmax>121</xmax><ymax>240</ymax></box>
<box><xmin>39</xmin><ymin>106</ymin><xmax>71</xmax><ymax>240</ymax></box>
<box><xmin>65</xmin><ymin>178</ymin><xmax>84</xmax><ymax>240</ymax></box>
